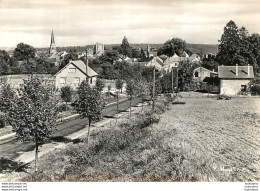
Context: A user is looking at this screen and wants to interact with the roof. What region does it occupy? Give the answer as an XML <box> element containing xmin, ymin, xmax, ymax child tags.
<box><xmin>218</xmin><ymin>65</ymin><xmax>254</xmax><ymax>79</ymax></box>
<box><xmin>194</xmin><ymin>67</ymin><xmax>213</xmax><ymax>73</ymax></box>
<box><xmin>54</xmin><ymin>60</ymin><xmax>98</xmax><ymax>77</ymax></box>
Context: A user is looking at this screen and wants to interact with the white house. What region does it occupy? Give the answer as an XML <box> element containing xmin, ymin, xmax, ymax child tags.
<box><xmin>193</xmin><ymin>67</ymin><xmax>218</xmax><ymax>82</ymax></box>
<box><xmin>218</xmin><ymin>64</ymin><xmax>254</xmax><ymax>96</ymax></box>
<box><xmin>145</xmin><ymin>56</ymin><xmax>164</xmax><ymax>70</ymax></box>
<box><xmin>54</xmin><ymin>60</ymin><xmax>98</xmax><ymax>90</ymax></box>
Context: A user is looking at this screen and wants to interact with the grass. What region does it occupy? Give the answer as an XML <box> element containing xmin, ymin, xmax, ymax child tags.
<box><xmin>2</xmin><ymin>92</ymin><xmax>259</xmax><ymax>182</ymax></box>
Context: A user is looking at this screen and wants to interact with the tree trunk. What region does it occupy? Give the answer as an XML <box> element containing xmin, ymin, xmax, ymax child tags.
<box><xmin>86</xmin><ymin>117</ymin><xmax>91</xmax><ymax>144</ymax></box>
<box><xmin>141</xmin><ymin>94</ymin><xmax>144</xmax><ymax>111</ymax></box>
<box><xmin>65</xmin><ymin>102</ymin><xmax>67</xmax><ymax>111</ymax></box>
<box><xmin>129</xmin><ymin>97</ymin><xmax>132</xmax><ymax>118</ymax></box>
<box><xmin>35</xmin><ymin>142</ymin><xmax>39</xmax><ymax>172</ymax></box>
<box><xmin>116</xmin><ymin>91</ymin><xmax>119</xmax><ymax>122</ymax></box>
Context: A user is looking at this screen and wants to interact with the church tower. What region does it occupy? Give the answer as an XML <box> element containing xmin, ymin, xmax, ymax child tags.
<box><xmin>49</xmin><ymin>30</ymin><xmax>57</xmax><ymax>55</ymax></box>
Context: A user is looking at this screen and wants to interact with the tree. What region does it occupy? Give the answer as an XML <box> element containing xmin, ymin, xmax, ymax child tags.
<box><xmin>116</xmin><ymin>78</ymin><xmax>123</xmax><ymax>93</ymax></box>
<box><xmin>126</xmin><ymin>80</ymin><xmax>136</xmax><ymax>118</ymax></box>
<box><xmin>60</xmin><ymin>49</ymin><xmax>78</xmax><ymax>69</ymax></box>
<box><xmin>13</xmin><ymin>43</ymin><xmax>36</xmax><ymax>61</ymax></box>
<box><xmin>158</xmin><ymin>38</ymin><xmax>187</xmax><ymax>57</ymax></box>
<box><xmin>95</xmin><ymin>78</ymin><xmax>105</xmax><ymax>94</ymax></box>
<box><xmin>0</xmin><ymin>83</ymin><xmax>15</xmax><ymax>127</ymax></box>
<box><xmin>75</xmin><ymin>81</ymin><xmax>105</xmax><ymax>143</ymax></box>
<box><xmin>136</xmin><ymin>80</ymin><xmax>149</xmax><ymax>110</ymax></box>
<box><xmin>119</xmin><ymin>36</ymin><xmax>132</xmax><ymax>58</ymax></box>
<box><xmin>216</xmin><ymin>20</ymin><xmax>258</xmax><ymax>66</ymax></box>
<box><xmin>6</xmin><ymin>77</ymin><xmax>58</xmax><ymax>172</ymax></box>
<box><xmin>60</xmin><ymin>86</ymin><xmax>73</xmax><ymax>111</ymax></box>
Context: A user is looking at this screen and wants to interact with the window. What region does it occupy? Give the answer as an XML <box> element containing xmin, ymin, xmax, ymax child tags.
<box><xmin>90</xmin><ymin>78</ymin><xmax>93</xmax><ymax>84</ymax></box>
<box><xmin>69</xmin><ymin>68</ymin><xmax>76</xmax><ymax>73</ymax></box>
<box><xmin>60</xmin><ymin>77</ymin><xmax>66</xmax><ymax>86</ymax></box>
<box><xmin>74</xmin><ymin>78</ymin><xmax>80</xmax><ymax>87</ymax></box>
<box><xmin>241</xmin><ymin>85</ymin><xmax>247</xmax><ymax>92</ymax></box>
<box><xmin>195</xmin><ymin>71</ymin><xmax>199</xmax><ymax>77</ymax></box>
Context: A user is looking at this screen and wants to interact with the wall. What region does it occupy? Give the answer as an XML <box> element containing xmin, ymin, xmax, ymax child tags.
<box><xmin>220</xmin><ymin>79</ymin><xmax>251</xmax><ymax>96</ymax></box>
<box><xmin>0</xmin><ymin>74</ymin><xmax>55</xmax><ymax>90</ymax></box>
<box><xmin>193</xmin><ymin>68</ymin><xmax>211</xmax><ymax>82</ymax></box>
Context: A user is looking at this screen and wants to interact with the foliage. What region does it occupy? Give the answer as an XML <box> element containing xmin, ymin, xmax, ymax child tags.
<box><xmin>251</xmin><ymin>84</ymin><xmax>260</xmax><ymax>95</ymax></box>
<box><xmin>216</xmin><ymin>20</ymin><xmax>260</xmax><ymax>68</ymax></box>
<box><xmin>115</xmin><ymin>78</ymin><xmax>123</xmax><ymax>91</ymax></box>
<box><xmin>157</xmin><ymin>38</ymin><xmax>187</xmax><ymax>57</ymax></box>
<box><xmin>60</xmin><ymin>49</ymin><xmax>79</xmax><ymax>70</ymax></box>
<box><xmin>119</xmin><ymin>36</ymin><xmax>132</xmax><ymax>58</ymax></box>
<box><xmin>95</xmin><ymin>78</ymin><xmax>105</xmax><ymax>93</ymax></box>
<box><xmin>13</xmin><ymin>43</ymin><xmax>36</xmax><ymax>61</ymax></box>
<box><xmin>203</xmin><ymin>77</ymin><xmax>220</xmax><ymax>86</ymax></box>
<box><xmin>60</xmin><ymin>86</ymin><xmax>73</xmax><ymax>107</ymax></box>
<box><xmin>5</xmin><ymin>77</ymin><xmax>58</xmax><ymax>171</ymax></box>
<box><xmin>74</xmin><ymin>80</ymin><xmax>105</xmax><ymax>142</ymax></box>
<box><xmin>75</xmin><ymin>80</ymin><xmax>105</xmax><ymax>120</ymax></box>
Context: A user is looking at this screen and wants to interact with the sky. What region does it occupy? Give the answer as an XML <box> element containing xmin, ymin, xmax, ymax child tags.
<box><xmin>0</xmin><ymin>0</ymin><xmax>260</xmax><ymax>48</ymax></box>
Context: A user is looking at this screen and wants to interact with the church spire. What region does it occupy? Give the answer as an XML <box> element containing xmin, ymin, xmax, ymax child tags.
<box><xmin>49</xmin><ymin>30</ymin><xmax>57</xmax><ymax>55</ymax></box>
<box><xmin>51</xmin><ymin>30</ymin><xmax>55</xmax><ymax>44</ymax></box>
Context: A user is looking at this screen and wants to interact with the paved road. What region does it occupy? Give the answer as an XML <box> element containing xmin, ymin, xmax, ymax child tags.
<box><xmin>0</xmin><ymin>97</ymin><xmax>141</xmax><ymax>160</ymax></box>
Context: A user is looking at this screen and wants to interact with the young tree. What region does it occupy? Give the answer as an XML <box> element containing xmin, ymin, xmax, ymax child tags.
<box><xmin>75</xmin><ymin>81</ymin><xmax>105</xmax><ymax>143</ymax></box>
<box><xmin>115</xmin><ymin>78</ymin><xmax>123</xmax><ymax>93</ymax></box>
<box><xmin>60</xmin><ymin>86</ymin><xmax>73</xmax><ymax>111</ymax></box>
<box><xmin>126</xmin><ymin>79</ymin><xmax>136</xmax><ymax>118</ymax></box>
<box><xmin>95</xmin><ymin>78</ymin><xmax>105</xmax><ymax>94</ymax></box>
<box><xmin>6</xmin><ymin>77</ymin><xmax>58</xmax><ymax>172</ymax></box>
<box><xmin>136</xmin><ymin>80</ymin><xmax>149</xmax><ymax>111</ymax></box>
<box><xmin>0</xmin><ymin>83</ymin><xmax>15</xmax><ymax>127</ymax></box>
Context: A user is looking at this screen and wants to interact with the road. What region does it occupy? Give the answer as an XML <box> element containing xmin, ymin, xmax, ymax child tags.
<box><xmin>0</xmin><ymin>97</ymin><xmax>141</xmax><ymax>160</ymax></box>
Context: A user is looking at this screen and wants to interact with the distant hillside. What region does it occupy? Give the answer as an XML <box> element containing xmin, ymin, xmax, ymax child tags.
<box><xmin>34</xmin><ymin>43</ymin><xmax>218</xmax><ymax>55</ymax></box>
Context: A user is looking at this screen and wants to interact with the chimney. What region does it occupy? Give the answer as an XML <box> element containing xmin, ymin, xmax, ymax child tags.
<box><xmin>236</xmin><ymin>64</ymin><xmax>238</xmax><ymax>76</ymax></box>
<box><xmin>248</xmin><ymin>64</ymin><xmax>250</xmax><ymax>76</ymax></box>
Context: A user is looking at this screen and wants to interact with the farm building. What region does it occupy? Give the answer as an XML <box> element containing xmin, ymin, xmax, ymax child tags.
<box><xmin>218</xmin><ymin>65</ymin><xmax>254</xmax><ymax>96</ymax></box>
<box><xmin>54</xmin><ymin>60</ymin><xmax>98</xmax><ymax>90</ymax></box>
<box><xmin>193</xmin><ymin>67</ymin><xmax>218</xmax><ymax>82</ymax></box>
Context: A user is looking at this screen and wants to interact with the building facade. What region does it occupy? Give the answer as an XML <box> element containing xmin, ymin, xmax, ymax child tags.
<box><xmin>54</xmin><ymin>60</ymin><xmax>98</xmax><ymax>90</ymax></box>
<box><xmin>218</xmin><ymin>65</ymin><xmax>254</xmax><ymax>96</ymax></box>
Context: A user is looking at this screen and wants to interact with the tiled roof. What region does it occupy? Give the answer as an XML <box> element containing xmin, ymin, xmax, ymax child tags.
<box><xmin>218</xmin><ymin>65</ymin><xmax>254</xmax><ymax>79</ymax></box>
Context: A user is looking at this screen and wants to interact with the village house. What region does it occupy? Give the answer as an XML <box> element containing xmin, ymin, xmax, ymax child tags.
<box><xmin>54</xmin><ymin>60</ymin><xmax>98</xmax><ymax>90</ymax></box>
<box><xmin>218</xmin><ymin>64</ymin><xmax>254</xmax><ymax>96</ymax></box>
<box><xmin>145</xmin><ymin>56</ymin><xmax>164</xmax><ymax>70</ymax></box>
<box><xmin>193</xmin><ymin>67</ymin><xmax>218</xmax><ymax>82</ymax></box>
<box><xmin>93</xmin><ymin>42</ymin><xmax>105</xmax><ymax>56</ymax></box>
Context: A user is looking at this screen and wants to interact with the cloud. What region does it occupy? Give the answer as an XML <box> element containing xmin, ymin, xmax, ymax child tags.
<box><xmin>0</xmin><ymin>0</ymin><xmax>259</xmax><ymax>47</ymax></box>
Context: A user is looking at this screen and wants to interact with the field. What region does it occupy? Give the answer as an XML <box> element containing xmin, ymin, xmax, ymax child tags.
<box><xmin>153</xmin><ymin>92</ymin><xmax>260</xmax><ymax>181</ymax></box>
<box><xmin>0</xmin><ymin>93</ymin><xmax>259</xmax><ymax>182</ymax></box>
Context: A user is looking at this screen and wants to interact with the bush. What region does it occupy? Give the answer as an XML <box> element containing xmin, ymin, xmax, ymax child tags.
<box><xmin>58</xmin><ymin>103</ymin><xmax>72</xmax><ymax>112</ymax></box>
<box><xmin>251</xmin><ymin>85</ymin><xmax>260</xmax><ymax>95</ymax></box>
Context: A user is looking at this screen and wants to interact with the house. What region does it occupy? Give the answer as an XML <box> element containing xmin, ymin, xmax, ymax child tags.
<box><xmin>164</xmin><ymin>53</ymin><xmax>181</xmax><ymax>68</ymax></box>
<box><xmin>193</xmin><ymin>67</ymin><xmax>218</xmax><ymax>82</ymax></box>
<box><xmin>218</xmin><ymin>64</ymin><xmax>254</xmax><ymax>96</ymax></box>
<box><xmin>54</xmin><ymin>60</ymin><xmax>98</xmax><ymax>90</ymax></box>
<box><xmin>145</xmin><ymin>56</ymin><xmax>164</xmax><ymax>70</ymax></box>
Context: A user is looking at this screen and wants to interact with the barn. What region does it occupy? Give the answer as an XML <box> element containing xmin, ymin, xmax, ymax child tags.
<box><xmin>218</xmin><ymin>64</ymin><xmax>254</xmax><ymax>96</ymax></box>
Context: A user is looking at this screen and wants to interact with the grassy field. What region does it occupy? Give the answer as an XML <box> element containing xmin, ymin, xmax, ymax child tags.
<box><xmin>1</xmin><ymin>93</ymin><xmax>259</xmax><ymax>182</ymax></box>
<box><xmin>152</xmin><ymin>92</ymin><xmax>260</xmax><ymax>181</ymax></box>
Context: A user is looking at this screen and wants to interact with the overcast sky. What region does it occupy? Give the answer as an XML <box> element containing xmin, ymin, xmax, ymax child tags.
<box><xmin>0</xmin><ymin>0</ymin><xmax>259</xmax><ymax>48</ymax></box>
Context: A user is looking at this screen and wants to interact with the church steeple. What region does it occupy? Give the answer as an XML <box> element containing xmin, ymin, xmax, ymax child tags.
<box><xmin>49</xmin><ymin>30</ymin><xmax>57</xmax><ymax>55</ymax></box>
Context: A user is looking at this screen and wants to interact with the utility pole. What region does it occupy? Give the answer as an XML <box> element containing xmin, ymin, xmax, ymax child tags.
<box><xmin>171</xmin><ymin>67</ymin><xmax>174</xmax><ymax>96</ymax></box>
<box><xmin>152</xmin><ymin>65</ymin><xmax>155</xmax><ymax>110</ymax></box>
<box><xmin>176</xmin><ymin>68</ymin><xmax>178</xmax><ymax>96</ymax></box>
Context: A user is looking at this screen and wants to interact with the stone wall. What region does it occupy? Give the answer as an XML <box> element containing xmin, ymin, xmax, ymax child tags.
<box><xmin>220</xmin><ymin>79</ymin><xmax>251</xmax><ymax>96</ymax></box>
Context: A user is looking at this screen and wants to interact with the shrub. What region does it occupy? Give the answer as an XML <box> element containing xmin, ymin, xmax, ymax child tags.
<box><xmin>251</xmin><ymin>85</ymin><xmax>260</xmax><ymax>95</ymax></box>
